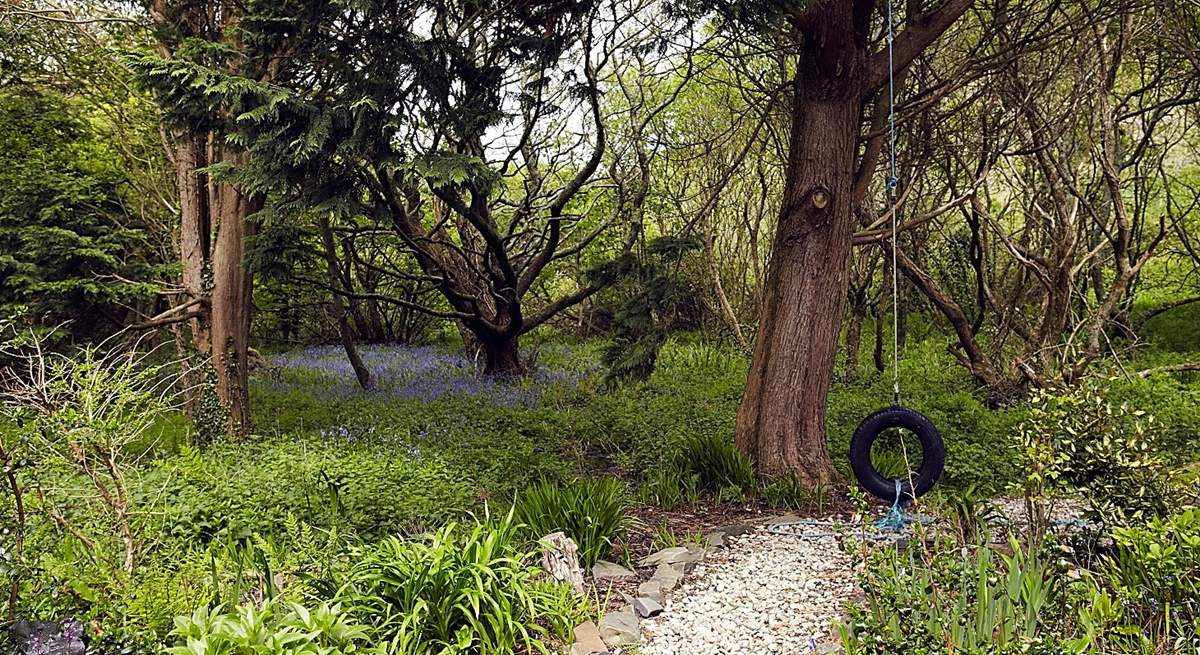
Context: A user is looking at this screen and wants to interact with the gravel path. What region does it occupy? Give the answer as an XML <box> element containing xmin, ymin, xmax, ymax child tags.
<box><xmin>639</xmin><ymin>524</ymin><xmax>857</xmax><ymax>655</ymax></box>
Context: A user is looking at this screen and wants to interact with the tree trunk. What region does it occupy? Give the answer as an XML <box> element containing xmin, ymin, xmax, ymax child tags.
<box><xmin>481</xmin><ymin>335</ymin><xmax>522</xmax><ymax>375</ymax></box>
<box><xmin>175</xmin><ymin>136</ymin><xmax>210</xmax><ymax>418</ymax></box>
<box><xmin>209</xmin><ymin>164</ymin><xmax>260</xmax><ymax>438</ymax></box>
<box><xmin>320</xmin><ymin>215</ymin><xmax>372</xmax><ymax>389</ymax></box>
<box><xmin>735</xmin><ymin>56</ymin><xmax>861</xmax><ymax>483</ymax></box>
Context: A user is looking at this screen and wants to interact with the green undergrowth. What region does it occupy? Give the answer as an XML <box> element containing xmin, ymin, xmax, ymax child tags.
<box><xmin>5</xmin><ymin>328</ymin><xmax>1199</xmax><ymax>649</ymax></box>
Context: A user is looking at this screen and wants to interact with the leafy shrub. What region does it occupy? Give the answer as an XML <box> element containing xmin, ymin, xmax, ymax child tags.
<box><xmin>334</xmin><ymin>513</ymin><xmax>582</xmax><ymax>655</ymax></box>
<box><xmin>168</xmin><ymin>601</ymin><xmax>368</xmax><ymax>655</ymax></box>
<box><xmin>513</xmin><ymin>478</ymin><xmax>629</xmax><ymax>568</ymax></box>
<box><xmin>1017</xmin><ymin>379</ymin><xmax>1183</xmax><ymax>527</ymax></box>
<box><xmin>1106</xmin><ymin>508</ymin><xmax>1200</xmax><ymax>638</ymax></box>
<box><xmin>633</xmin><ymin>429</ymin><xmax>757</xmax><ymax>509</ymax></box>
<box><xmin>600</xmin><ymin>236</ymin><xmax>705</xmax><ymax>384</ymax></box>
<box><xmin>636</xmin><ymin>466</ymin><xmax>701</xmax><ymax>509</ymax></box>
<box><xmin>154</xmin><ymin>438</ymin><xmax>476</xmax><ymax>542</ymax></box>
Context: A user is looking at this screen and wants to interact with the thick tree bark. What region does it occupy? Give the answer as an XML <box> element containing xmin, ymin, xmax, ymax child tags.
<box><xmin>481</xmin><ymin>335</ymin><xmax>522</xmax><ymax>375</ymax></box>
<box><xmin>175</xmin><ymin>136</ymin><xmax>211</xmax><ymax>418</ymax></box>
<box><xmin>736</xmin><ymin>89</ymin><xmax>859</xmax><ymax>483</ymax></box>
<box><xmin>209</xmin><ymin>162</ymin><xmax>260</xmax><ymax>438</ymax></box>
<box><xmin>177</xmin><ymin>136</ymin><xmax>211</xmax><ymax>352</ymax></box>
<box><xmin>320</xmin><ymin>216</ymin><xmax>372</xmax><ymax>389</ymax></box>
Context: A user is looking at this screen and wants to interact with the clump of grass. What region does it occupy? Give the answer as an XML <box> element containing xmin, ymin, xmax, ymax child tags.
<box><xmin>513</xmin><ymin>477</ymin><xmax>630</xmax><ymax>568</ymax></box>
<box><xmin>334</xmin><ymin>512</ymin><xmax>583</xmax><ymax>655</ymax></box>
<box><xmin>760</xmin><ymin>474</ymin><xmax>830</xmax><ymax>513</ymax></box>
<box><xmin>675</xmin><ymin>432</ymin><xmax>756</xmax><ymax>496</ymax></box>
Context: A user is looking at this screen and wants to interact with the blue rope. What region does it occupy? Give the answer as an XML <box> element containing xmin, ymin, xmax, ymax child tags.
<box><xmin>885</xmin><ymin>0</ymin><xmax>902</xmax><ymax>407</ymax></box>
<box><xmin>885</xmin><ymin>0</ymin><xmax>898</xmax><ymax>200</ymax></box>
<box><xmin>874</xmin><ymin>479</ymin><xmax>909</xmax><ymax>533</ymax></box>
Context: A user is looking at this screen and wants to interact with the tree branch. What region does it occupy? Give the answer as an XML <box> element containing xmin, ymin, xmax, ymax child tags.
<box><xmin>863</xmin><ymin>0</ymin><xmax>973</xmax><ymax>95</ymax></box>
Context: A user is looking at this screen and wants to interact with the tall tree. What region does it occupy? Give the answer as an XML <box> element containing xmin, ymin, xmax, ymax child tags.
<box><xmin>728</xmin><ymin>0</ymin><xmax>970</xmax><ymax>483</ymax></box>
<box><xmin>135</xmin><ymin>0</ymin><xmax>318</xmax><ymax>436</ymax></box>
<box><xmin>0</xmin><ymin>3</ymin><xmax>175</xmax><ymax>340</ymax></box>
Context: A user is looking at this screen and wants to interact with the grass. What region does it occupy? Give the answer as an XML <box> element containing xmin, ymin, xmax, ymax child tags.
<box><xmin>512</xmin><ymin>478</ymin><xmax>630</xmax><ymax>568</ymax></box>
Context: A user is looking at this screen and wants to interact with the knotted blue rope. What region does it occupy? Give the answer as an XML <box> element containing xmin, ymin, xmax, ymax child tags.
<box><xmin>874</xmin><ymin>479</ymin><xmax>910</xmax><ymax>533</ymax></box>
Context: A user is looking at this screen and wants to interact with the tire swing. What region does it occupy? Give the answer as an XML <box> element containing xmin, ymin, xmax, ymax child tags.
<box><xmin>847</xmin><ymin>3</ymin><xmax>944</xmax><ymax>526</ymax></box>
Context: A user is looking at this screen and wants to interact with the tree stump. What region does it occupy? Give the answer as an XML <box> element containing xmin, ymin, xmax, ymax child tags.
<box><xmin>541</xmin><ymin>531</ymin><xmax>585</xmax><ymax>593</ymax></box>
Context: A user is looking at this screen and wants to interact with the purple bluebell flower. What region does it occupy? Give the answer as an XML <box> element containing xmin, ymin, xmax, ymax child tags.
<box><xmin>263</xmin><ymin>343</ymin><xmax>595</xmax><ymax>407</ymax></box>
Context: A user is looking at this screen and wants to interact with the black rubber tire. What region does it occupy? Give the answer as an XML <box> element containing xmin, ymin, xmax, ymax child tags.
<box><xmin>849</xmin><ymin>405</ymin><xmax>945</xmax><ymax>501</ymax></box>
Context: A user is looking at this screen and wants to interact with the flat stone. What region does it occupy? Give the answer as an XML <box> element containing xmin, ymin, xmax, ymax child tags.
<box><xmin>632</xmin><ymin>596</ymin><xmax>664</xmax><ymax>618</ymax></box>
<box><xmin>765</xmin><ymin>514</ymin><xmax>802</xmax><ymax>526</ymax></box>
<box><xmin>638</xmin><ymin>546</ymin><xmax>688</xmax><ymax>567</ymax></box>
<box><xmin>637</xmin><ymin>579</ymin><xmax>666</xmax><ymax>602</ymax></box>
<box><xmin>638</xmin><ymin>561</ymin><xmax>685</xmax><ymax>601</ymax></box>
<box><xmin>712</xmin><ymin>523</ymin><xmax>755</xmax><ymax>538</ymax></box>
<box><xmin>598</xmin><ymin>609</ymin><xmax>641</xmax><ymax>647</ymax></box>
<box><xmin>638</xmin><ymin>545</ymin><xmax>705</xmax><ymax>568</ymax></box>
<box><xmin>591</xmin><ymin>559</ymin><xmax>636</xmax><ymax>580</ymax></box>
<box><xmin>570</xmin><ymin>621</ymin><xmax>609</xmax><ymax>655</ymax></box>
<box><xmin>653</xmin><ymin>561</ymin><xmax>686</xmax><ymax>586</ymax></box>
<box><xmin>703</xmin><ymin>531</ymin><xmax>726</xmax><ymax>549</ymax></box>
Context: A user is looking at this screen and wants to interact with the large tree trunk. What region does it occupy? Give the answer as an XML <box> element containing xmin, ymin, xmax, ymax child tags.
<box><xmin>177</xmin><ymin>137</ymin><xmax>211</xmax><ymax>349</ymax></box>
<box><xmin>735</xmin><ymin>69</ymin><xmax>860</xmax><ymax>484</ymax></box>
<box><xmin>481</xmin><ymin>335</ymin><xmax>522</xmax><ymax>375</ymax></box>
<box><xmin>733</xmin><ymin>0</ymin><xmax>969</xmax><ymax>483</ymax></box>
<box><xmin>209</xmin><ymin>164</ymin><xmax>260</xmax><ymax>438</ymax></box>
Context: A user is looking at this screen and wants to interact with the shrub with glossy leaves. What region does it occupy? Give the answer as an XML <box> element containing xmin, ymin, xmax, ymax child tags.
<box><xmin>1017</xmin><ymin>378</ymin><xmax>1183</xmax><ymax>527</ymax></box>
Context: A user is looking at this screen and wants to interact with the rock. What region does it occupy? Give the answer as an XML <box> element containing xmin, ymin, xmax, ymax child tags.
<box><xmin>639</xmin><ymin>546</ymin><xmax>689</xmax><ymax>567</ymax></box>
<box><xmin>8</xmin><ymin>619</ymin><xmax>86</xmax><ymax>655</ymax></box>
<box><xmin>599</xmin><ymin>610</ymin><xmax>641</xmax><ymax>647</ymax></box>
<box><xmin>703</xmin><ymin>531</ymin><xmax>726</xmax><ymax>549</ymax></box>
<box><xmin>764</xmin><ymin>514</ymin><xmax>802</xmax><ymax>526</ymax></box>
<box><xmin>638</xmin><ymin>561</ymin><xmax>685</xmax><ymax>601</ymax></box>
<box><xmin>592</xmin><ymin>559</ymin><xmax>637</xmax><ymax>580</ymax></box>
<box><xmin>639</xmin><ymin>545</ymin><xmax>705</xmax><ymax>568</ymax></box>
<box><xmin>712</xmin><ymin>523</ymin><xmax>755</xmax><ymax>538</ymax></box>
<box><xmin>541</xmin><ymin>531</ymin><xmax>585</xmax><ymax>593</ymax></box>
<box><xmin>655</xmin><ymin>561</ymin><xmax>687</xmax><ymax>582</ymax></box>
<box><xmin>638</xmin><ymin>579</ymin><xmax>666</xmax><ymax>602</ymax></box>
<box><xmin>633</xmin><ymin>596</ymin><xmax>664</xmax><ymax>618</ymax></box>
<box><xmin>571</xmin><ymin>621</ymin><xmax>609</xmax><ymax>655</ymax></box>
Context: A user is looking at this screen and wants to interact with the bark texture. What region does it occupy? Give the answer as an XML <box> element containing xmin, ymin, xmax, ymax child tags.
<box><xmin>737</xmin><ymin>98</ymin><xmax>858</xmax><ymax>483</ymax></box>
<box><xmin>209</xmin><ymin>162</ymin><xmax>261</xmax><ymax>437</ymax></box>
